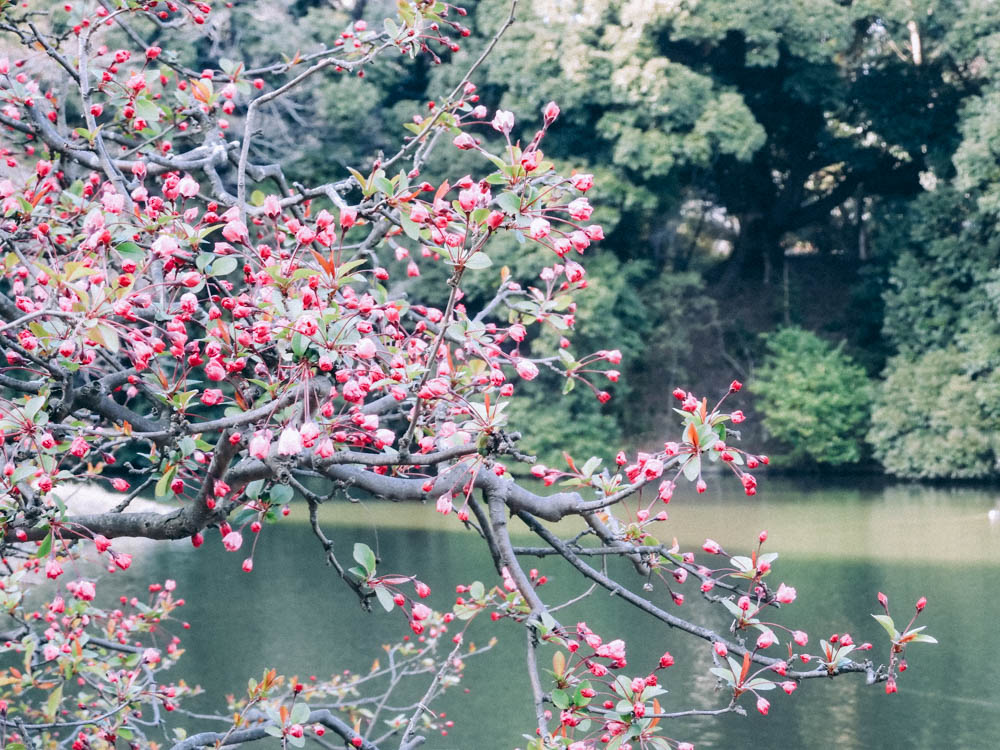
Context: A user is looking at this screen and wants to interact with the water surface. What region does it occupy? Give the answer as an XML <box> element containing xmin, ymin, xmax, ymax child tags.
<box><xmin>135</xmin><ymin>478</ymin><xmax>1000</xmax><ymax>749</ymax></box>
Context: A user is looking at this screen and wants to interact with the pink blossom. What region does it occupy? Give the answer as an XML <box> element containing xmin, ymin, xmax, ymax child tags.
<box><xmin>702</xmin><ymin>538</ymin><xmax>721</xmax><ymax>555</ymax></box>
<box><xmin>491</xmin><ymin>110</ymin><xmax>514</xmax><ymax>134</ymax></box>
<box><xmin>543</xmin><ymin>101</ymin><xmax>560</xmax><ymax>123</ymax></box>
<box><xmin>45</xmin><ymin>558</ymin><xmax>63</xmax><ymax>579</ymax></box>
<box><xmin>340</xmin><ymin>207</ymin><xmax>358</xmax><ymax>229</ymax></box>
<box><xmin>242</xmin><ymin>558</ymin><xmax>254</xmax><ymax>573</ymax></box>
<box><xmin>277</xmin><ymin>427</ymin><xmax>303</xmax><ymax>455</ymax></box>
<box><xmin>355</xmin><ymin>338</ymin><xmax>377</xmax><ymax>359</ymax></box>
<box><xmin>756</xmin><ymin>697</ymin><xmax>770</xmax><ymax>716</ymax></box>
<box><xmin>567</xmin><ymin>197</ymin><xmax>592</xmax><ymax>220</ymax></box>
<box><xmin>152</xmin><ymin>235</ymin><xmax>179</xmax><ymax>258</ymax></box>
<box><xmin>570</xmin><ymin>173</ymin><xmax>594</xmax><ymax>192</ymax></box>
<box><xmin>776</xmin><ymin>583</ymin><xmax>797</xmax><ymax>604</ymax></box>
<box><xmin>412</xmin><ymin>602</ymin><xmax>431</xmax><ymax>620</ymax></box>
<box><xmin>713</xmin><ymin>641</ymin><xmax>727</xmax><ymax>657</ymax></box>
<box><xmin>315</xmin><ymin>438</ymin><xmax>336</xmax><ymax>458</ymax></box>
<box><xmin>205</xmin><ymin>360</ymin><xmax>226</xmax><ymax>381</ymax></box>
<box><xmin>249</xmin><ymin>431</ymin><xmax>271</xmax><ymax>460</ymax></box>
<box><xmin>69</xmin><ymin>436</ymin><xmax>89</xmax><ymax>457</ymax></box>
<box><xmin>658</xmin><ymin>480</ymin><xmax>674</xmax><ymax>503</ymax></box>
<box><xmin>300</xmin><ymin>421</ymin><xmax>320</xmax><ymax>448</ymax></box>
<box><xmin>294</xmin><ymin>315</ymin><xmax>318</xmax><ymax>336</ymax></box>
<box><xmin>781</xmin><ymin>681</ymin><xmax>797</xmax><ymax>694</ymax></box>
<box><xmin>756</xmin><ymin>630</ymin><xmax>775</xmax><ymax>649</ymax></box>
<box><xmin>70</xmin><ymin>580</ymin><xmax>96</xmax><ymax>601</ymax></box>
<box><xmin>528</xmin><ymin>217</ymin><xmax>551</xmax><ymax>240</ymax></box>
<box><xmin>436</xmin><ymin>494</ymin><xmax>453</xmax><ymax>515</ymax></box>
<box><xmin>792</xmin><ymin>630</ymin><xmax>808</xmax><ymax>647</ymax></box>
<box><xmin>176</xmin><ymin>176</ymin><xmax>199</xmax><ymax>198</ymax></box>
<box><xmin>200</xmin><ymin>389</ymin><xmax>224</xmax><ymax>406</ymax></box>
<box><xmin>515</xmin><ymin>359</ymin><xmax>539</xmax><ymax>380</ymax></box>
<box><xmin>452</xmin><ymin>133</ymin><xmax>477</xmax><ymax>150</ymax></box>
<box><xmin>222</xmin><ymin>531</ymin><xmax>243</xmax><ymax>551</ymax></box>
<box><xmin>564</xmin><ymin>261</ymin><xmax>585</xmax><ymax>283</ymax></box>
<box><xmin>596</xmin><ymin>639</ymin><xmax>626</xmax><ymax>661</ymax></box>
<box><xmin>143</xmin><ymin>648</ymin><xmax>161</xmax><ymax>664</ymax></box>
<box><xmin>114</xmin><ymin>553</ymin><xmax>132</xmax><ymax>570</ymax></box>
<box><xmin>222</xmin><ymin>220</ymin><xmax>248</xmax><ymax>244</ymax></box>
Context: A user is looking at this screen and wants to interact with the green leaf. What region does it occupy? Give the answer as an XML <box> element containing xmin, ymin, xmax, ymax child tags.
<box><xmin>212</xmin><ymin>256</ymin><xmax>239</xmax><ymax>276</ymax></box>
<box><xmin>115</xmin><ymin>241</ymin><xmax>144</xmax><ymax>263</ymax></box>
<box><xmin>469</xmin><ymin>581</ymin><xmax>485</xmax><ymax>600</ymax></box>
<box><xmin>399</xmin><ymin>212</ymin><xmax>421</xmax><ymax>241</ymax></box>
<box><xmin>290</xmin><ymin>702</ymin><xmax>310</xmax><ymax>724</ymax></box>
<box><xmin>375</xmin><ymin>586</ymin><xmax>395</xmax><ymax>613</ymax></box>
<box><xmin>353</xmin><ymin>542</ymin><xmax>376</xmax><ymax>576</ymax></box>
<box><xmin>245</xmin><ymin>479</ymin><xmax>264</xmax><ymax>500</ymax></box>
<box><xmin>871</xmin><ymin>614</ymin><xmax>899</xmax><ymax>640</ymax></box>
<box><xmin>682</xmin><ymin>456</ymin><xmax>701</xmax><ymax>481</ymax></box>
<box><xmin>23</xmin><ymin>396</ymin><xmax>46</xmax><ymax>420</ymax></box>
<box><xmin>462</xmin><ymin>252</ymin><xmax>492</xmax><ymax>270</ymax></box>
<box><xmin>270</xmin><ymin>484</ymin><xmax>293</xmax><ymax>505</ymax></box>
<box><xmin>580</xmin><ymin>456</ymin><xmax>602</xmax><ymax>478</ymax></box>
<box><xmin>496</xmin><ymin>191</ymin><xmax>521</xmax><ymax>215</ymax></box>
<box><xmin>908</xmin><ymin>633</ymin><xmax>938</xmax><ymax>644</ymax></box>
<box><xmin>44</xmin><ymin>683</ymin><xmax>63</xmax><ymax>720</ymax></box>
<box><xmin>550</xmin><ymin>689</ymin><xmax>570</xmax><ymax>709</ymax></box>
<box><xmin>96</xmin><ymin>323</ymin><xmax>120</xmax><ymax>354</ymax></box>
<box><xmin>250</xmin><ymin>190</ymin><xmax>266</xmax><ymax>207</ymax></box>
<box><xmin>730</xmin><ymin>555</ymin><xmax>753</xmax><ymax>572</ymax></box>
<box><xmin>36</xmin><ymin>531</ymin><xmax>52</xmax><ymax>559</ymax></box>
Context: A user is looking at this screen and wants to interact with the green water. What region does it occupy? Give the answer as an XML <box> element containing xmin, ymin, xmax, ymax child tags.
<box><xmin>133</xmin><ymin>478</ymin><xmax>1000</xmax><ymax>749</ymax></box>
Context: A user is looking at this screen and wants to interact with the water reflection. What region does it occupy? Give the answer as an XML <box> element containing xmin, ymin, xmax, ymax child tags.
<box><xmin>135</xmin><ymin>479</ymin><xmax>999</xmax><ymax>749</ymax></box>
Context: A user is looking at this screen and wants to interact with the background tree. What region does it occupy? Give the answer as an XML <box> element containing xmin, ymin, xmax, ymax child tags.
<box><xmin>750</xmin><ymin>328</ymin><xmax>872</xmax><ymax>467</ymax></box>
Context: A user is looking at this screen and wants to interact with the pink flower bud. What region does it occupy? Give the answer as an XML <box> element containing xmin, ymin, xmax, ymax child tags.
<box><xmin>776</xmin><ymin>583</ymin><xmax>797</xmax><ymax>604</ymax></box>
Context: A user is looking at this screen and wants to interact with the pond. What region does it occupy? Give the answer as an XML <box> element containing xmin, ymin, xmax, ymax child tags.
<box><xmin>130</xmin><ymin>477</ymin><xmax>1000</xmax><ymax>749</ymax></box>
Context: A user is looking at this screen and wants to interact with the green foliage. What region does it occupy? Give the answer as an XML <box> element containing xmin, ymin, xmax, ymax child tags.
<box><xmin>869</xmin><ymin>347</ymin><xmax>1000</xmax><ymax>479</ymax></box>
<box><xmin>877</xmin><ymin>188</ymin><xmax>1000</xmax><ymax>358</ymax></box>
<box><xmin>750</xmin><ymin>328</ymin><xmax>871</xmax><ymax>466</ymax></box>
